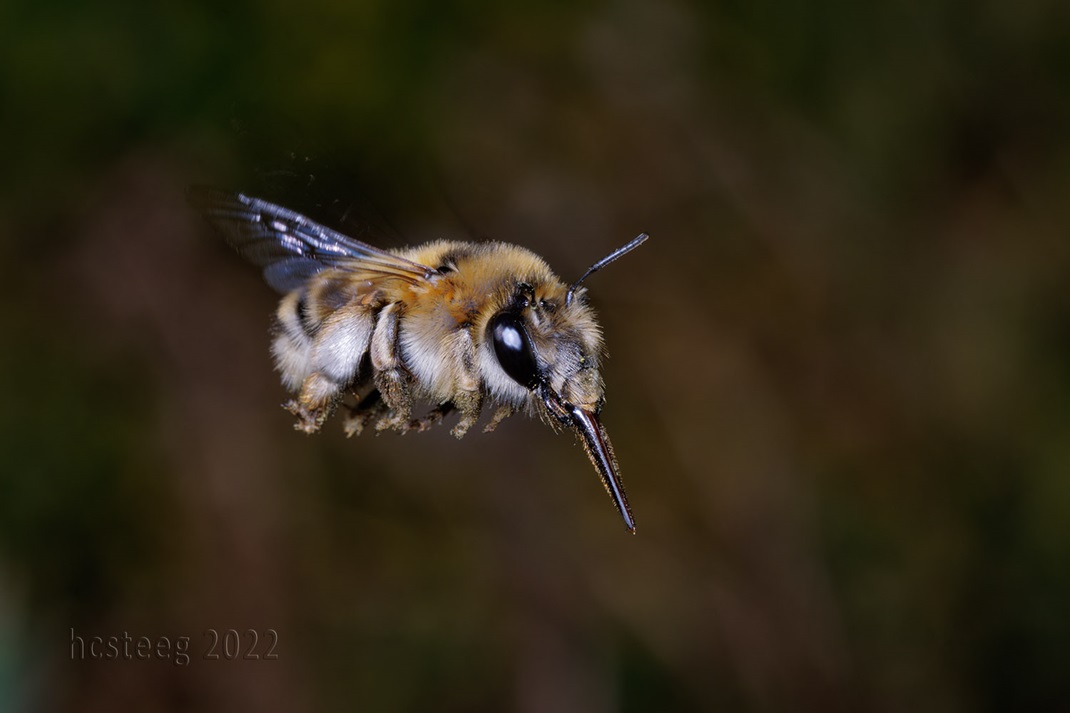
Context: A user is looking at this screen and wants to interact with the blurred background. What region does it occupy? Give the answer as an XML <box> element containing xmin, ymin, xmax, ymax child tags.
<box><xmin>2</xmin><ymin>0</ymin><xmax>1070</xmax><ymax>711</ymax></box>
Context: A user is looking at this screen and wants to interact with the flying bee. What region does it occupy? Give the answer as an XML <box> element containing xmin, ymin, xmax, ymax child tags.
<box><xmin>189</xmin><ymin>187</ymin><xmax>647</xmax><ymax>532</ymax></box>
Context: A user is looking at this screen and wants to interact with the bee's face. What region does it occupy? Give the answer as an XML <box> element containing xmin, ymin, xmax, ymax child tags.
<box><xmin>476</xmin><ymin>280</ymin><xmax>605</xmax><ymax>418</ymax></box>
<box><xmin>474</xmin><ymin>277</ymin><xmax>630</xmax><ymax>530</ymax></box>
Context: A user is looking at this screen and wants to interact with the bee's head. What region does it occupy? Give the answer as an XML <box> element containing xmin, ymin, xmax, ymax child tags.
<box><xmin>476</xmin><ymin>234</ymin><xmax>647</xmax><ymax>533</ymax></box>
<box><xmin>481</xmin><ymin>280</ymin><xmax>603</xmax><ymax>409</ymax></box>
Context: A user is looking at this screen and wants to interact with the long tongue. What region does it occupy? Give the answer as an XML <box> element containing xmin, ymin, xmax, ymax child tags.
<box><xmin>568</xmin><ymin>406</ymin><xmax>636</xmax><ymax>534</ymax></box>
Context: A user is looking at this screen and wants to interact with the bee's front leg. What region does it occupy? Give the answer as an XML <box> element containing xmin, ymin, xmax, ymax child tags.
<box><xmin>451</xmin><ymin>390</ymin><xmax>482</xmax><ymax>438</ymax></box>
<box><xmin>449</xmin><ymin>328</ymin><xmax>483</xmax><ymax>438</ymax></box>
<box><xmin>483</xmin><ymin>404</ymin><xmax>517</xmax><ymax>433</ymax></box>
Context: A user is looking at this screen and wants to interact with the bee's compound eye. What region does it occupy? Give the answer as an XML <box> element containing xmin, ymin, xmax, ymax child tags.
<box><xmin>488</xmin><ymin>312</ymin><xmax>539</xmax><ymax>388</ymax></box>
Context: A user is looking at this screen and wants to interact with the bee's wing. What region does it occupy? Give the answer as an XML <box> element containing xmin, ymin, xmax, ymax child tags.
<box><xmin>189</xmin><ymin>186</ymin><xmax>438</xmax><ymax>293</ymax></box>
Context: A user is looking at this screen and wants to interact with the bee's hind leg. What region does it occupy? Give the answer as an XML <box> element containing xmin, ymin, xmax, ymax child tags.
<box><xmin>286</xmin><ymin>294</ymin><xmax>375</xmax><ymax>435</ymax></box>
<box><xmin>286</xmin><ymin>372</ymin><xmax>343</xmax><ymax>434</ymax></box>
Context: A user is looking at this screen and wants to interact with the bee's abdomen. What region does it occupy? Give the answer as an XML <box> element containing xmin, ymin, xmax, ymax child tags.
<box><xmin>273</xmin><ymin>283</ymin><xmax>381</xmax><ymax>392</ymax></box>
<box><xmin>273</xmin><ymin>289</ymin><xmax>315</xmax><ymax>389</ymax></box>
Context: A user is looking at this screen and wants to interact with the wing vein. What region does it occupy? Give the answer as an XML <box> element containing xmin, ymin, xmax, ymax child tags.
<box><xmin>189</xmin><ymin>186</ymin><xmax>438</xmax><ymax>293</ymax></box>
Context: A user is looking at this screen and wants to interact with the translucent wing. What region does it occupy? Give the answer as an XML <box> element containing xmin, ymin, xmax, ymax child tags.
<box><xmin>188</xmin><ymin>186</ymin><xmax>438</xmax><ymax>293</ymax></box>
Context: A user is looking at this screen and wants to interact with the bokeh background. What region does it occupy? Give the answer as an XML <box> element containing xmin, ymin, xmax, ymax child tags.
<box><xmin>3</xmin><ymin>1</ymin><xmax>1070</xmax><ymax>711</ymax></box>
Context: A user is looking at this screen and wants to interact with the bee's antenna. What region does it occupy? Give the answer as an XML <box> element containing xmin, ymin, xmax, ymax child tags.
<box><xmin>566</xmin><ymin>233</ymin><xmax>649</xmax><ymax>306</ymax></box>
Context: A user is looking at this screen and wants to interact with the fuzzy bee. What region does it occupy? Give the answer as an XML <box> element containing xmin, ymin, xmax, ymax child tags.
<box><xmin>190</xmin><ymin>187</ymin><xmax>647</xmax><ymax>532</ymax></box>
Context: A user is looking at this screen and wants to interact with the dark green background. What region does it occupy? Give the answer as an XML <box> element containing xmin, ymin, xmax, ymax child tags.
<box><xmin>3</xmin><ymin>1</ymin><xmax>1070</xmax><ymax>711</ymax></box>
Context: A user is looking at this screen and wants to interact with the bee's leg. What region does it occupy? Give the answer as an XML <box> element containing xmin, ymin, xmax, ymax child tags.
<box><xmin>451</xmin><ymin>390</ymin><xmax>482</xmax><ymax>438</ymax></box>
<box><xmin>286</xmin><ymin>373</ymin><xmax>343</xmax><ymax>433</ymax></box>
<box><xmin>449</xmin><ymin>329</ymin><xmax>483</xmax><ymax>439</ymax></box>
<box><xmin>369</xmin><ymin>302</ymin><xmax>413</xmax><ymax>432</ymax></box>
<box><xmin>408</xmin><ymin>403</ymin><xmax>454</xmax><ymax>433</ymax></box>
<box><xmin>291</xmin><ymin>303</ymin><xmax>375</xmax><ymax>433</ymax></box>
<box><xmin>483</xmin><ymin>404</ymin><xmax>517</xmax><ymax>433</ymax></box>
<box><xmin>342</xmin><ymin>389</ymin><xmax>386</xmax><ymax>438</ymax></box>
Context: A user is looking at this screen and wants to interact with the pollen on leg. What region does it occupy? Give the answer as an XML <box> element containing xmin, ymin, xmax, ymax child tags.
<box><xmin>483</xmin><ymin>404</ymin><xmax>517</xmax><ymax>433</ymax></box>
<box><xmin>409</xmin><ymin>403</ymin><xmax>454</xmax><ymax>433</ymax></box>
<box><xmin>288</xmin><ymin>371</ymin><xmax>342</xmax><ymax>433</ymax></box>
<box><xmin>342</xmin><ymin>390</ymin><xmax>385</xmax><ymax>438</ymax></box>
<box><xmin>450</xmin><ymin>389</ymin><xmax>482</xmax><ymax>438</ymax></box>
